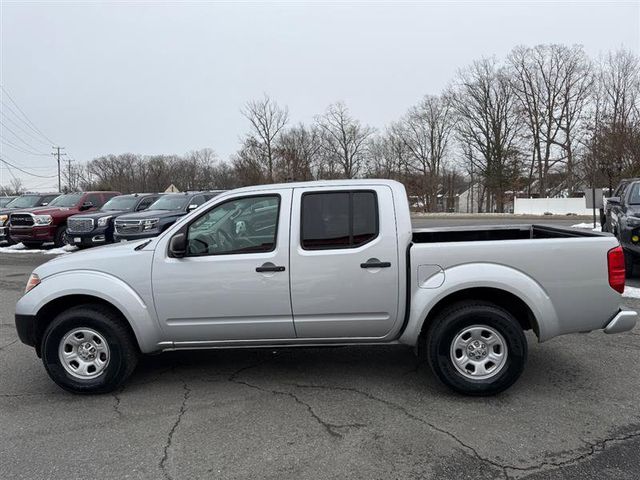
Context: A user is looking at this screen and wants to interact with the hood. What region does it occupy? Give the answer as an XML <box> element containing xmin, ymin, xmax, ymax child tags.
<box><xmin>70</xmin><ymin>209</ymin><xmax>129</xmax><ymax>220</ymax></box>
<box><xmin>4</xmin><ymin>206</ymin><xmax>48</xmax><ymax>215</ymax></box>
<box><xmin>117</xmin><ymin>209</ymin><xmax>185</xmax><ymax>221</ymax></box>
<box><xmin>34</xmin><ymin>238</ymin><xmax>153</xmax><ymax>279</ymax></box>
<box><xmin>627</xmin><ymin>206</ymin><xmax>640</xmax><ymax>217</ymax></box>
<box><xmin>21</xmin><ymin>206</ymin><xmax>79</xmax><ymax>216</ymax></box>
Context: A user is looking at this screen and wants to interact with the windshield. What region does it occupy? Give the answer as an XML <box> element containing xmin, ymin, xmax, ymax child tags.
<box><xmin>0</xmin><ymin>197</ymin><xmax>15</xmax><ymax>207</ymax></box>
<box><xmin>48</xmin><ymin>193</ymin><xmax>83</xmax><ymax>208</ymax></box>
<box><xmin>102</xmin><ymin>195</ymin><xmax>138</xmax><ymax>211</ymax></box>
<box><xmin>148</xmin><ymin>195</ymin><xmax>189</xmax><ymax>211</ymax></box>
<box><xmin>628</xmin><ymin>183</ymin><xmax>640</xmax><ymax>205</ymax></box>
<box><xmin>6</xmin><ymin>195</ymin><xmax>43</xmax><ymax>208</ymax></box>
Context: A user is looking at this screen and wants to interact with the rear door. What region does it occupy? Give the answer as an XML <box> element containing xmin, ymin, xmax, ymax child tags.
<box><xmin>289</xmin><ymin>185</ymin><xmax>399</xmax><ymax>339</ymax></box>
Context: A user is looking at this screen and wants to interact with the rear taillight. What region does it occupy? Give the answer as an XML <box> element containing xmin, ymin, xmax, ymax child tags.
<box><xmin>608</xmin><ymin>246</ymin><xmax>625</xmax><ymax>294</ymax></box>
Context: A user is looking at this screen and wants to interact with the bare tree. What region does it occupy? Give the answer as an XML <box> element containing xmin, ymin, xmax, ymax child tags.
<box><xmin>508</xmin><ymin>44</ymin><xmax>593</xmax><ymax>197</ymax></box>
<box><xmin>275</xmin><ymin>124</ymin><xmax>320</xmax><ymax>181</ymax></box>
<box><xmin>398</xmin><ymin>95</ymin><xmax>455</xmax><ymax>211</ymax></box>
<box><xmin>316</xmin><ymin>102</ymin><xmax>374</xmax><ymax>178</ymax></box>
<box><xmin>452</xmin><ymin>58</ymin><xmax>523</xmax><ymax>212</ymax></box>
<box><xmin>241</xmin><ymin>95</ymin><xmax>289</xmax><ymax>183</ymax></box>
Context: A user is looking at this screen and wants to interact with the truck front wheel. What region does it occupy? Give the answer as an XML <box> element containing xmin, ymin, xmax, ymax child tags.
<box><xmin>425</xmin><ymin>301</ymin><xmax>527</xmax><ymax>396</ymax></box>
<box><xmin>41</xmin><ymin>305</ymin><xmax>139</xmax><ymax>394</ymax></box>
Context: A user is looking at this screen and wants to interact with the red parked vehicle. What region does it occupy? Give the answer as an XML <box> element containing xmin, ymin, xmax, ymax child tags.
<box><xmin>9</xmin><ymin>191</ymin><xmax>120</xmax><ymax>248</ymax></box>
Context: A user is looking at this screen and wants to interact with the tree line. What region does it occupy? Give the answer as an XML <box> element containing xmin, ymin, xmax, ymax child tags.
<box><xmin>13</xmin><ymin>44</ymin><xmax>636</xmax><ymax>213</ymax></box>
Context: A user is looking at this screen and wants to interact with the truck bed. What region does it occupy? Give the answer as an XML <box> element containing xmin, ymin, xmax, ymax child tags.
<box><xmin>412</xmin><ymin>224</ymin><xmax>604</xmax><ymax>243</ymax></box>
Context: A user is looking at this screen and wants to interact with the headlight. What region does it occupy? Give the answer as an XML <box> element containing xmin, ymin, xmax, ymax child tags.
<box><xmin>33</xmin><ymin>215</ymin><xmax>52</xmax><ymax>225</ymax></box>
<box><xmin>97</xmin><ymin>216</ymin><xmax>112</xmax><ymax>227</ymax></box>
<box><xmin>0</xmin><ymin>214</ymin><xmax>7</xmax><ymax>226</ymax></box>
<box><xmin>25</xmin><ymin>273</ymin><xmax>40</xmax><ymax>293</ymax></box>
<box><xmin>142</xmin><ymin>218</ymin><xmax>159</xmax><ymax>231</ymax></box>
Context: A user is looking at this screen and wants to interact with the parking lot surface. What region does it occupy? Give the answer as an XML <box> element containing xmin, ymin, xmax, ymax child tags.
<box><xmin>2</xmin><ymin>216</ymin><xmax>639</xmax><ymax>480</ymax></box>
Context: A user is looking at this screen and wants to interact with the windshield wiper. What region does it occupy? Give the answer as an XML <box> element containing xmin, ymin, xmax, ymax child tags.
<box><xmin>134</xmin><ymin>239</ymin><xmax>153</xmax><ymax>251</ymax></box>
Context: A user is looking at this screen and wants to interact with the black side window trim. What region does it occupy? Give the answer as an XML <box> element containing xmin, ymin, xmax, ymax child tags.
<box><xmin>181</xmin><ymin>193</ymin><xmax>282</xmax><ymax>258</ymax></box>
<box><xmin>300</xmin><ymin>189</ymin><xmax>379</xmax><ymax>251</ymax></box>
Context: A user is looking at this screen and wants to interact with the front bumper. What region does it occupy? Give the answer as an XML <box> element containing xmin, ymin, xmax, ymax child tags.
<box><xmin>114</xmin><ymin>231</ymin><xmax>160</xmax><ymax>242</ymax></box>
<box><xmin>15</xmin><ymin>313</ymin><xmax>37</xmax><ymax>348</ymax></box>
<box><xmin>604</xmin><ymin>309</ymin><xmax>638</xmax><ymax>334</ymax></box>
<box><xmin>9</xmin><ymin>225</ymin><xmax>55</xmax><ymax>242</ymax></box>
<box><xmin>67</xmin><ymin>226</ymin><xmax>112</xmax><ymax>246</ymax></box>
<box><xmin>0</xmin><ymin>225</ymin><xmax>8</xmax><ymax>241</ymax></box>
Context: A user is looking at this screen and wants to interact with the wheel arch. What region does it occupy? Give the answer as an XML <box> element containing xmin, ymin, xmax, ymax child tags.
<box><xmin>34</xmin><ymin>295</ymin><xmax>139</xmax><ymax>356</ymax></box>
<box><xmin>417</xmin><ymin>287</ymin><xmax>538</xmax><ymax>346</ymax></box>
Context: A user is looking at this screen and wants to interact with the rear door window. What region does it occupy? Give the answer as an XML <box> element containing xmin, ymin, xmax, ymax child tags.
<box><xmin>301</xmin><ymin>191</ymin><xmax>378</xmax><ymax>250</ymax></box>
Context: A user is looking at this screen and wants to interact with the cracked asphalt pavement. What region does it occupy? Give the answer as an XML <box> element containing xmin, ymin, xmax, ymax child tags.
<box><xmin>2</xmin><ymin>217</ymin><xmax>640</xmax><ymax>480</ymax></box>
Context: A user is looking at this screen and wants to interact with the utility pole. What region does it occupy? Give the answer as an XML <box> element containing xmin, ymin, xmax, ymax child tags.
<box><xmin>51</xmin><ymin>146</ymin><xmax>66</xmax><ymax>192</ymax></box>
<box><xmin>66</xmin><ymin>157</ymin><xmax>74</xmax><ymax>191</ymax></box>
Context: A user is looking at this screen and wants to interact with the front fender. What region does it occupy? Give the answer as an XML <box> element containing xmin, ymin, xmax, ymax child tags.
<box><xmin>15</xmin><ymin>270</ymin><xmax>162</xmax><ymax>353</ymax></box>
<box><xmin>399</xmin><ymin>262</ymin><xmax>560</xmax><ymax>346</ymax></box>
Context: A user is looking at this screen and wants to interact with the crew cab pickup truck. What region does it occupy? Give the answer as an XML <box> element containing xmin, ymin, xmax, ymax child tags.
<box><xmin>9</xmin><ymin>191</ymin><xmax>120</xmax><ymax>248</ymax></box>
<box><xmin>0</xmin><ymin>193</ymin><xmax>60</xmax><ymax>244</ymax></box>
<box><xmin>67</xmin><ymin>193</ymin><xmax>162</xmax><ymax>248</ymax></box>
<box><xmin>14</xmin><ymin>180</ymin><xmax>637</xmax><ymax>396</ymax></box>
<box><xmin>113</xmin><ymin>191</ymin><xmax>223</xmax><ymax>242</ymax></box>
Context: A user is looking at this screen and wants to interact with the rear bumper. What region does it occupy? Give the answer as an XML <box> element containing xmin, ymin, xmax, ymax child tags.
<box><xmin>604</xmin><ymin>309</ymin><xmax>638</xmax><ymax>334</ymax></box>
<box><xmin>9</xmin><ymin>225</ymin><xmax>55</xmax><ymax>242</ymax></box>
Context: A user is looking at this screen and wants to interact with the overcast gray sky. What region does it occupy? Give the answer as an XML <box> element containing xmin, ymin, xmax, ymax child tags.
<box><xmin>1</xmin><ymin>0</ymin><xmax>639</xmax><ymax>191</ymax></box>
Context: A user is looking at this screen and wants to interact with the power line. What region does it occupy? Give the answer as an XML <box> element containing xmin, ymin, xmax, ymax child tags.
<box><xmin>0</xmin><ymin>109</ymin><xmax>50</xmax><ymax>147</ymax></box>
<box><xmin>0</xmin><ymin>120</ymin><xmax>49</xmax><ymax>154</ymax></box>
<box><xmin>1</xmin><ymin>137</ymin><xmax>50</xmax><ymax>156</ymax></box>
<box><xmin>0</xmin><ymin>156</ymin><xmax>57</xmax><ymax>179</ymax></box>
<box><xmin>0</xmin><ymin>85</ymin><xmax>57</xmax><ymax>145</ymax></box>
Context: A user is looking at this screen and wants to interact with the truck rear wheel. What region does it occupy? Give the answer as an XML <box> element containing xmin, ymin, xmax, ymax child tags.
<box><xmin>425</xmin><ymin>301</ymin><xmax>527</xmax><ymax>396</ymax></box>
<box><xmin>41</xmin><ymin>305</ymin><xmax>139</xmax><ymax>394</ymax></box>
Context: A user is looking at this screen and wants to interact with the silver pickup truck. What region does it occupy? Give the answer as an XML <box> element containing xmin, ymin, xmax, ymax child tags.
<box><xmin>15</xmin><ymin>180</ymin><xmax>637</xmax><ymax>395</ymax></box>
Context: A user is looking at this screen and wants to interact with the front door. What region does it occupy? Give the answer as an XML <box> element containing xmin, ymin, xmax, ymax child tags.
<box><xmin>289</xmin><ymin>185</ymin><xmax>399</xmax><ymax>339</ymax></box>
<box><xmin>152</xmin><ymin>189</ymin><xmax>294</xmax><ymax>343</ymax></box>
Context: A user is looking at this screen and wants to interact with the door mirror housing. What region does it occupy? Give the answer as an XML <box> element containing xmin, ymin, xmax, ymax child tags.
<box><xmin>169</xmin><ymin>232</ymin><xmax>187</xmax><ymax>258</ymax></box>
<box><xmin>80</xmin><ymin>201</ymin><xmax>94</xmax><ymax>211</ymax></box>
<box><xmin>607</xmin><ymin>197</ymin><xmax>621</xmax><ymax>205</ymax></box>
<box><xmin>187</xmin><ymin>204</ymin><xmax>199</xmax><ymax>212</ymax></box>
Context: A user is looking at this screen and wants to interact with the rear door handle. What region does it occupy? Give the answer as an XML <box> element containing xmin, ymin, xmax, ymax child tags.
<box><xmin>360</xmin><ymin>260</ymin><xmax>391</xmax><ymax>269</ymax></box>
<box><xmin>256</xmin><ymin>263</ymin><xmax>286</xmax><ymax>273</ymax></box>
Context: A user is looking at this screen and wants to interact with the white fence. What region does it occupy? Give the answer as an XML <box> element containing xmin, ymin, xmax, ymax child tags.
<box><xmin>513</xmin><ymin>197</ymin><xmax>592</xmax><ymax>215</ymax></box>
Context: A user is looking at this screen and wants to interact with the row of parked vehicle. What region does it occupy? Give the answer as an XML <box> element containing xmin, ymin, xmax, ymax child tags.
<box><xmin>0</xmin><ymin>190</ymin><xmax>223</xmax><ymax>249</ymax></box>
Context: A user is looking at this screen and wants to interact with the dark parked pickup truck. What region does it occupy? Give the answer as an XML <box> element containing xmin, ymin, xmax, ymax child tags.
<box><xmin>66</xmin><ymin>193</ymin><xmax>162</xmax><ymax>248</ymax></box>
<box><xmin>603</xmin><ymin>179</ymin><xmax>640</xmax><ymax>275</ymax></box>
<box><xmin>114</xmin><ymin>191</ymin><xmax>223</xmax><ymax>242</ymax></box>
<box><xmin>10</xmin><ymin>191</ymin><xmax>120</xmax><ymax>248</ymax></box>
<box><xmin>0</xmin><ymin>193</ymin><xmax>60</xmax><ymax>244</ymax></box>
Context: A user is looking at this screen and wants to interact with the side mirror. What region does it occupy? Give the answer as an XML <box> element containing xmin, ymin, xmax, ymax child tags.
<box><xmin>169</xmin><ymin>232</ymin><xmax>187</xmax><ymax>258</ymax></box>
<box><xmin>80</xmin><ymin>201</ymin><xmax>94</xmax><ymax>211</ymax></box>
<box><xmin>607</xmin><ymin>197</ymin><xmax>621</xmax><ymax>205</ymax></box>
<box><xmin>187</xmin><ymin>204</ymin><xmax>199</xmax><ymax>212</ymax></box>
<box><xmin>41</xmin><ymin>202</ymin><xmax>48</xmax><ymax>206</ymax></box>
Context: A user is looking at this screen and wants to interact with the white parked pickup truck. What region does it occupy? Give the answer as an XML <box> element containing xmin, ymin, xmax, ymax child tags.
<box><xmin>15</xmin><ymin>180</ymin><xmax>637</xmax><ymax>395</ymax></box>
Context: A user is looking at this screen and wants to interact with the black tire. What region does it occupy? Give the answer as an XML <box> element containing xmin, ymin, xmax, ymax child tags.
<box><xmin>625</xmin><ymin>252</ymin><xmax>635</xmax><ymax>278</ymax></box>
<box><xmin>425</xmin><ymin>301</ymin><xmax>527</xmax><ymax>396</ymax></box>
<box><xmin>41</xmin><ymin>304</ymin><xmax>139</xmax><ymax>394</ymax></box>
<box><xmin>22</xmin><ymin>241</ymin><xmax>43</xmax><ymax>249</ymax></box>
<box><xmin>53</xmin><ymin>225</ymin><xmax>69</xmax><ymax>248</ymax></box>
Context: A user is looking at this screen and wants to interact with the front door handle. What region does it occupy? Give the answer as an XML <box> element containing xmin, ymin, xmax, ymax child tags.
<box><xmin>360</xmin><ymin>260</ymin><xmax>391</xmax><ymax>269</ymax></box>
<box><xmin>256</xmin><ymin>263</ymin><xmax>285</xmax><ymax>273</ymax></box>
